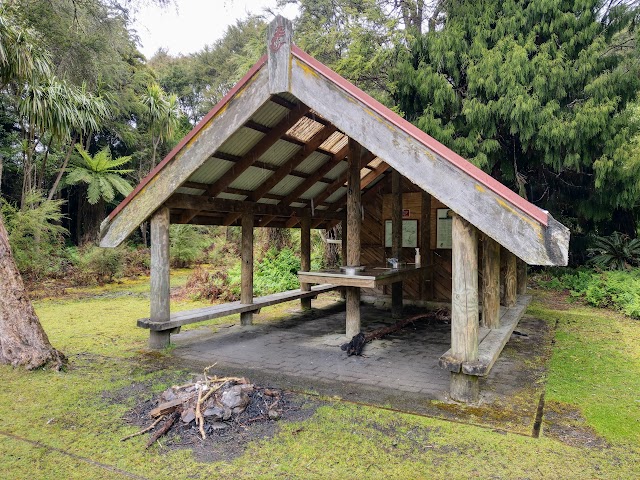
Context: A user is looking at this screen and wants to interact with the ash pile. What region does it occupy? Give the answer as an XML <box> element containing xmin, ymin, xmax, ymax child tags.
<box><xmin>123</xmin><ymin>368</ymin><xmax>289</xmax><ymax>449</ymax></box>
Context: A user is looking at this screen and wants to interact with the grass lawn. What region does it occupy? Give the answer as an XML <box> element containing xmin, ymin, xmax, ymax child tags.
<box><xmin>0</xmin><ymin>274</ymin><xmax>639</xmax><ymax>479</ymax></box>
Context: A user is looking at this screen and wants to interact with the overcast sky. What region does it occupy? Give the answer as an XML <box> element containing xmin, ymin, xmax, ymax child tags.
<box><xmin>132</xmin><ymin>0</ymin><xmax>299</xmax><ymax>58</ymax></box>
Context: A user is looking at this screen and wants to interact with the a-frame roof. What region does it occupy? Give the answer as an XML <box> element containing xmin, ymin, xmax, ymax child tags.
<box><xmin>100</xmin><ymin>16</ymin><xmax>569</xmax><ymax>266</ymax></box>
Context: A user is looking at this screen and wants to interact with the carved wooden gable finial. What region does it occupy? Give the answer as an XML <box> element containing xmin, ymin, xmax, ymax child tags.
<box><xmin>268</xmin><ymin>15</ymin><xmax>292</xmax><ymax>94</ymax></box>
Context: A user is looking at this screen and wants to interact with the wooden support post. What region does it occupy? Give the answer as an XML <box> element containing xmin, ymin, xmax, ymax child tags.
<box><xmin>345</xmin><ymin>138</ymin><xmax>362</xmax><ymax>338</ymax></box>
<box><xmin>340</xmin><ymin>217</ymin><xmax>347</xmax><ymax>300</ymax></box>
<box><xmin>391</xmin><ymin>169</ymin><xmax>403</xmax><ymax>318</ymax></box>
<box><xmin>240</xmin><ymin>213</ymin><xmax>254</xmax><ymax>325</ymax></box>
<box><xmin>149</xmin><ymin>207</ymin><xmax>171</xmax><ymax>349</ymax></box>
<box><xmin>450</xmin><ymin>214</ymin><xmax>479</xmax><ymax>403</ymax></box>
<box><xmin>501</xmin><ymin>247</ymin><xmax>517</xmax><ymax>308</ymax></box>
<box><xmin>482</xmin><ymin>235</ymin><xmax>501</xmax><ymax>329</ymax></box>
<box><xmin>420</xmin><ymin>191</ymin><xmax>433</xmax><ymax>300</ymax></box>
<box><xmin>300</xmin><ymin>215</ymin><xmax>312</xmax><ymax>310</ymax></box>
<box><xmin>517</xmin><ymin>259</ymin><xmax>528</xmax><ymax>295</ymax></box>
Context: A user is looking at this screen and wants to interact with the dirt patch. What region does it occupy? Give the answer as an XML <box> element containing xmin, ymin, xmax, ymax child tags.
<box><xmin>533</xmin><ymin>290</ymin><xmax>573</xmax><ymax>311</ymax></box>
<box><xmin>542</xmin><ymin>401</ymin><xmax>609</xmax><ymax>448</ymax></box>
<box><xmin>117</xmin><ymin>374</ymin><xmax>324</xmax><ymax>462</ymax></box>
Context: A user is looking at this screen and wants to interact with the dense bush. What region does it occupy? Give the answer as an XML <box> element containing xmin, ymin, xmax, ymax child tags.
<box><xmin>170</xmin><ymin>225</ymin><xmax>207</xmax><ymax>268</ymax></box>
<box><xmin>1</xmin><ymin>193</ymin><xmax>69</xmax><ymax>280</ymax></box>
<box><xmin>537</xmin><ymin>268</ymin><xmax>640</xmax><ymax>318</ymax></box>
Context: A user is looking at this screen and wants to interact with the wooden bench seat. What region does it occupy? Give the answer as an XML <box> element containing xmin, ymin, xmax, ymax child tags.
<box><xmin>138</xmin><ymin>284</ymin><xmax>340</xmax><ymax>331</ymax></box>
<box><xmin>439</xmin><ymin>295</ymin><xmax>532</xmax><ymax>376</ymax></box>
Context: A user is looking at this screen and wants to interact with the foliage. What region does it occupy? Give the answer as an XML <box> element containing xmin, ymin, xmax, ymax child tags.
<box><xmin>181</xmin><ymin>265</ymin><xmax>238</xmax><ymax>302</ymax></box>
<box><xmin>169</xmin><ymin>224</ymin><xmax>206</xmax><ymax>268</ymax></box>
<box><xmin>536</xmin><ymin>267</ymin><xmax>640</xmax><ymax>318</ymax></box>
<box><xmin>66</xmin><ymin>144</ymin><xmax>133</xmax><ymax>205</ymax></box>
<box><xmin>0</xmin><ymin>191</ymin><xmax>68</xmax><ymax>278</ymax></box>
<box><xmin>75</xmin><ymin>244</ymin><xmax>124</xmax><ymax>284</ymax></box>
<box><xmin>393</xmin><ymin>0</ymin><xmax>640</xmax><ymax>234</ymax></box>
<box><xmin>253</xmin><ymin>247</ymin><xmax>302</xmax><ymax>296</ymax></box>
<box><xmin>587</xmin><ymin>231</ymin><xmax>640</xmax><ymax>270</ymax></box>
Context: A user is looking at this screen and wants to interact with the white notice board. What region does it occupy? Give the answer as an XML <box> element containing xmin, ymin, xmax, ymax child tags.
<box><xmin>384</xmin><ymin>220</ymin><xmax>418</xmax><ymax>248</ymax></box>
<box><xmin>436</xmin><ymin>209</ymin><xmax>453</xmax><ymax>249</ymax></box>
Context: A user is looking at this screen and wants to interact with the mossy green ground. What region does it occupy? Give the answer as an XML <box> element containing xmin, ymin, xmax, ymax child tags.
<box><xmin>1</xmin><ymin>276</ymin><xmax>639</xmax><ymax>479</ymax></box>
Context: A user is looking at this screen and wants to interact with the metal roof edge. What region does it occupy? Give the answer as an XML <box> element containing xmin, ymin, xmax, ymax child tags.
<box><xmin>290</xmin><ymin>45</ymin><xmax>549</xmax><ymax>228</ymax></box>
<box><xmin>106</xmin><ymin>54</ymin><xmax>268</xmax><ymax>223</ymax></box>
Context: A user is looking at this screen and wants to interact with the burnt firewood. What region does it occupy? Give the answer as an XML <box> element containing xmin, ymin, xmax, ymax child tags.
<box><xmin>341</xmin><ymin>332</ymin><xmax>366</xmax><ymax>356</ymax></box>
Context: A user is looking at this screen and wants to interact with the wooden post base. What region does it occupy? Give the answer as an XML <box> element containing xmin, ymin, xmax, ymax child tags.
<box><xmin>300</xmin><ymin>297</ymin><xmax>312</xmax><ymax>310</ymax></box>
<box><xmin>450</xmin><ymin>372</ymin><xmax>479</xmax><ymax>403</ymax></box>
<box><xmin>149</xmin><ymin>330</ymin><xmax>171</xmax><ymax>350</ymax></box>
<box><xmin>240</xmin><ymin>312</ymin><xmax>253</xmax><ymax>326</ymax></box>
<box><xmin>391</xmin><ymin>281</ymin><xmax>403</xmax><ymax>319</ymax></box>
<box><xmin>345</xmin><ymin>286</ymin><xmax>360</xmax><ymax>338</ymax></box>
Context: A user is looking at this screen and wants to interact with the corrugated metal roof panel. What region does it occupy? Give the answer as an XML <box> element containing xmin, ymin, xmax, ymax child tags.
<box><xmin>217</xmin><ymin>192</ymin><xmax>247</xmax><ymax>201</ymax></box>
<box><xmin>299</xmin><ymin>181</ymin><xmax>328</xmax><ymax>200</ymax></box>
<box><xmin>176</xmin><ymin>186</ymin><xmax>205</xmax><ymax>196</ymax></box>
<box><xmin>229</xmin><ymin>166</ymin><xmax>273</xmax><ymax>191</ymax></box>
<box><xmin>326</xmin><ymin>161</ymin><xmax>348</xmax><ymax>180</ymax></box>
<box><xmin>297</xmin><ymin>151</ymin><xmax>330</xmax><ymax>174</ymax></box>
<box><xmin>251</xmin><ymin>101</ymin><xmax>289</xmax><ymax>127</ymax></box>
<box><xmin>188</xmin><ymin>159</ymin><xmax>234</xmax><ymax>184</ymax></box>
<box><xmin>325</xmin><ymin>186</ymin><xmax>347</xmax><ymax>204</ymax></box>
<box><xmin>290</xmin><ymin>202</ymin><xmax>306</xmax><ymax>208</ymax></box>
<box><xmin>260</xmin><ymin>139</ymin><xmax>300</xmax><ymax>167</ymax></box>
<box><xmin>257</xmin><ymin>198</ymin><xmax>279</xmax><ymax>205</ymax></box>
<box><xmin>218</xmin><ymin>127</ymin><xmax>263</xmax><ymax>157</ymax></box>
<box><xmin>269</xmin><ymin>174</ymin><xmax>304</xmax><ymax>196</ymax></box>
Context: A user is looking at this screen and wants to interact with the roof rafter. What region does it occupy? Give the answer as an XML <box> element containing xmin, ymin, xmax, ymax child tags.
<box><xmin>250</xmin><ymin>124</ymin><xmax>338</xmax><ymax>202</ymax></box>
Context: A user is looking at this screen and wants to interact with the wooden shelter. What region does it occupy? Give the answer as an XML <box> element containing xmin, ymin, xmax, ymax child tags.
<box><xmin>100</xmin><ymin>17</ymin><xmax>569</xmax><ymax>402</ymax></box>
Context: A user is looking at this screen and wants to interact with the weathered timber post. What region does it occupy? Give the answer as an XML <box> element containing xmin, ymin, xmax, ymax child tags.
<box><xmin>345</xmin><ymin>138</ymin><xmax>362</xmax><ymax>338</ymax></box>
<box><xmin>517</xmin><ymin>259</ymin><xmax>528</xmax><ymax>295</ymax></box>
<box><xmin>391</xmin><ymin>169</ymin><xmax>403</xmax><ymax>318</ymax></box>
<box><xmin>500</xmin><ymin>247</ymin><xmax>517</xmax><ymax>308</ymax></box>
<box><xmin>482</xmin><ymin>235</ymin><xmax>500</xmax><ymax>329</ymax></box>
<box><xmin>240</xmin><ymin>212</ymin><xmax>254</xmax><ymax>325</ymax></box>
<box><xmin>149</xmin><ymin>206</ymin><xmax>171</xmax><ymax>349</ymax></box>
<box><xmin>300</xmin><ymin>215</ymin><xmax>312</xmax><ymax>310</ymax></box>
<box><xmin>420</xmin><ymin>191</ymin><xmax>433</xmax><ymax>300</ymax></box>
<box><xmin>340</xmin><ymin>217</ymin><xmax>347</xmax><ymax>300</ymax></box>
<box><xmin>450</xmin><ymin>213</ymin><xmax>479</xmax><ymax>403</ymax></box>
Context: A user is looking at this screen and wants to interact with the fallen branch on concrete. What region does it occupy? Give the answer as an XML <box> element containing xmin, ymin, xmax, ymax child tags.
<box><xmin>341</xmin><ymin>309</ymin><xmax>450</xmax><ymax>356</ymax></box>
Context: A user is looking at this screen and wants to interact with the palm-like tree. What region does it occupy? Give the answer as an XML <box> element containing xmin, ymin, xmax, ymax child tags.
<box><xmin>141</xmin><ymin>82</ymin><xmax>180</xmax><ymax>169</ymax></box>
<box><xmin>66</xmin><ymin>144</ymin><xmax>133</xmax><ymax>244</ymax></box>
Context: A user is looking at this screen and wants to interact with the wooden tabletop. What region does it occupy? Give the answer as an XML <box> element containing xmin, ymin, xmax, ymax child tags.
<box><xmin>297</xmin><ymin>265</ymin><xmax>426</xmax><ymax>289</ymax></box>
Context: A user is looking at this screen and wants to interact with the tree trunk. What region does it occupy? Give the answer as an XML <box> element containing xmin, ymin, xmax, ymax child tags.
<box><xmin>0</xmin><ymin>214</ymin><xmax>65</xmax><ymax>370</ymax></box>
<box><xmin>323</xmin><ymin>224</ymin><xmax>341</xmax><ymax>268</ymax></box>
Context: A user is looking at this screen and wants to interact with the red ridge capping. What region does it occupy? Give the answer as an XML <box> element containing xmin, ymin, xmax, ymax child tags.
<box><xmin>107</xmin><ymin>55</ymin><xmax>268</xmax><ymax>222</ymax></box>
<box><xmin>291</xmin><ymin>46</ymin><xmax>549</xmax><ymax>227</ymax></box>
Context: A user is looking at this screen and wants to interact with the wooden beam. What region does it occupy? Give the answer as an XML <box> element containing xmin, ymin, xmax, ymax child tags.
<box><xmin>268</xmin><ymin>16</ymin><xmax>292</xmax><ymax>93</ymax></box>
<box><xmin>391</xmin><ymin>169</ymin><xmax>403</xmax><ymax>319</ymax></box>
<box><xmin>250</xmin><ymin>125</ymin><xmax>338</xmax><ymax>202</ymax></box>
<box><xmin>345</xmin><ymin>138</ymin><xmax>363</xmax><ymax>339</ymax></box>
<box><xmin>165</xmin><ymin>193</ymin><xmax>343</xmax><ymax>221</ymax></box>
<box><xmin>149</xmin><ymin>207</ymin><xmax>171</xmax><ymax>349</ymax></box>
<box><xmin>278</xmin><ymin>143</ymin><xmax>349</xmax><ymax>207</ymax></box>
<box><xmin>482</xmin><ymin>235</ymin><xmax>500</xmax><ymax>329</ymax></box>
<box><xmin>450</xmin><ymin>213</ymin><xmax>479</xmax><ymax>403</ymax></box>
<box><xmin>245</xmin><ymin>120</ymin><xmax>336</xmax><ymax>157</ymax></box>
<box><xmin>206</xmin><ymin>103</ymin><xmax>311</xmax><ymax>199</ymax></box>
<box><xmin>300</xmin><ymin>215</ymin><xmax>312</xmax><ymax>310</ymax></box>
<box><xmin>501</xmin><ymin>247</ymin><xmax>517</xmax><ymax>308</ymax></box>
<box><xmin>223</xmin><ymin>212</ymin><xmax>241</xmax><ymax>226</ymax></box>
<box><xmin>320</xmin><ymin>159</ymin><xmax>389</xmax><ymax>213</ymax></box>
<box><xmin>241</xmin><ymin>213</ymin><xmax>254</xmax><ymax>325</ymax></box>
